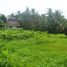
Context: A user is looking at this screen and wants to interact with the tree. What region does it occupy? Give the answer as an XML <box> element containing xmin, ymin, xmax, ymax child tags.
<box><xmin>40</xmin><ymin>14</ymin><xmax>48</xmax><ymax>31</ymax></box>
<box><xmin>46</xmin><ymin>8</ymin><xmax>65</xmax><ymax>33</ymax></box>
<box><xmin>53</xmin><ymin>10</ymin><xmax>65</xmax><ymax>33</ymax></box>
<box><xmin>30</xmin><ymin>9</ymin><xmax>41</xmax><ymax>30</ymax></box>
<box><xmin>11</xmin><ymin>7</ymin><xmax>67</xmax><ymax>34</ymax></box>
<box><xmin>9</xmin><ymin>13</ymin><xmax>15</xmax><ymax>18</ymax></box>
<box><xmin>0</xmin><ymin>14</ymin><xmax>7</xmax><ymax>28</ymax></box>
<box><xmin>47</xmin><ymin>8</ymin><xmax>55</xmax><ymax>33</ymax></box>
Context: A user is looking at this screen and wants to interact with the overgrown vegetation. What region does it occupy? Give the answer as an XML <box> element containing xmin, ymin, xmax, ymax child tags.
<box><xmin>0</xmin><ymin>29</ymin><xmax>67</xmax><ymax>67</ymax></box>
<box><xmin>0</xmin><ymin>8</ymin><xmax>67</xmax><ymax>34</ymax></box>
<box><xmin>10</xmin><ymin>8</ymin><xmax>67</xmax><ymax>34</ymax></box>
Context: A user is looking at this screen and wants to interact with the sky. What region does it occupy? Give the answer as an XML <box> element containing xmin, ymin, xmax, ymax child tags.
<box><xmin>0</xmin><ymin>0</ymin><xmax>67</xmax><ymax>17</ymax></box>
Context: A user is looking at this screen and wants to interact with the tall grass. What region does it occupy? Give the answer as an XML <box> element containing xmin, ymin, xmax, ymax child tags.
<box><xmin>0</xmin><ymin>29</ymin><xmax>67</xmax><ymax>67</ymax></box>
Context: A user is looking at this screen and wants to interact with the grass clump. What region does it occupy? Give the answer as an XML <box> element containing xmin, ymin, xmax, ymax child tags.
<box><xmin>0</xmin><ymin>29</ymin><xmax>67</xmax><ymax>67</ymax></box>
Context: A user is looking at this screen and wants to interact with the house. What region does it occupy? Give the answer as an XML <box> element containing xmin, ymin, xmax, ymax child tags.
<box><xmin>6</xmin><ymin>17</ymin><xmax>20</xmax><ymax>28</ymax></box>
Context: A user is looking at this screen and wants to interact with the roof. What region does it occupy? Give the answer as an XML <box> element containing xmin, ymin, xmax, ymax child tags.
<box><xmin>6</xmin><ymin>17</ymin><xmax>20</xmax><ymax>27</ymax></box>
<box><xmin>7</xmin><ymin>17</ymin><xmax>17</xmax><ymax>22</ymax></box>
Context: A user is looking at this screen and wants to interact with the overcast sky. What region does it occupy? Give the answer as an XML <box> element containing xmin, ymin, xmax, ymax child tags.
<box><xmin>0</xmin><ymin>0</ymin><xmax>67</xmax><ymax>17</ymax></box>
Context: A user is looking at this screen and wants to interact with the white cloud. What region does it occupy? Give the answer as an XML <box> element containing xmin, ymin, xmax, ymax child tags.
<box><xmin>0</xmin><ymin>0</ymin><xmax>67</xmax><ymax>17</ymax></box>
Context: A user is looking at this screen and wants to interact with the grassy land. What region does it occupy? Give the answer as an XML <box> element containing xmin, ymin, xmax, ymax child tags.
<box><xmin>0</xmin><ymin>29</ymin><xmax>67</xmax><ymax>67</ymax></box>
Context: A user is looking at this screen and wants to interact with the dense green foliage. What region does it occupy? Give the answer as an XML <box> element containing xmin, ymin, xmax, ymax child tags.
<box><xmin>0</xmin><ymin>8</ymin><xmax>67</xmax><ymax>34</ymax></box>
<box><xmin>0</xmin><ymin>29</ymin><xmax>67</xmax><ymax>67</ymax></box>
<box><xmin>8</xmin><ymin>8</ymin><xmax>67</xmax><ymax>34</ymax></box>
<box><xmin>0</xmin><ymin>14</ymin><xmax>7</xmax><ymax>28</ymax></box>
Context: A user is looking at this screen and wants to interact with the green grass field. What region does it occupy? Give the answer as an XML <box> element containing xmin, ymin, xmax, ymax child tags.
<box><xmin>0</xmin><ymin>29</ymin><xmax>67</xmax><ymax>67</ymax></box>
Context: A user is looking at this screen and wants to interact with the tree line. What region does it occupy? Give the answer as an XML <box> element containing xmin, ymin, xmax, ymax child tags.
<box><xmin>0</xmin><ymin>8</ymin><xmax>67</xmax><ymax>34</ymax></box>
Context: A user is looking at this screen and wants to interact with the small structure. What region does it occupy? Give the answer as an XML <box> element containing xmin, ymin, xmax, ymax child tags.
<box><xmin>6</xmin><ymin>17</ymin><xmax>20</xmax><ymax>28</ymax></box>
